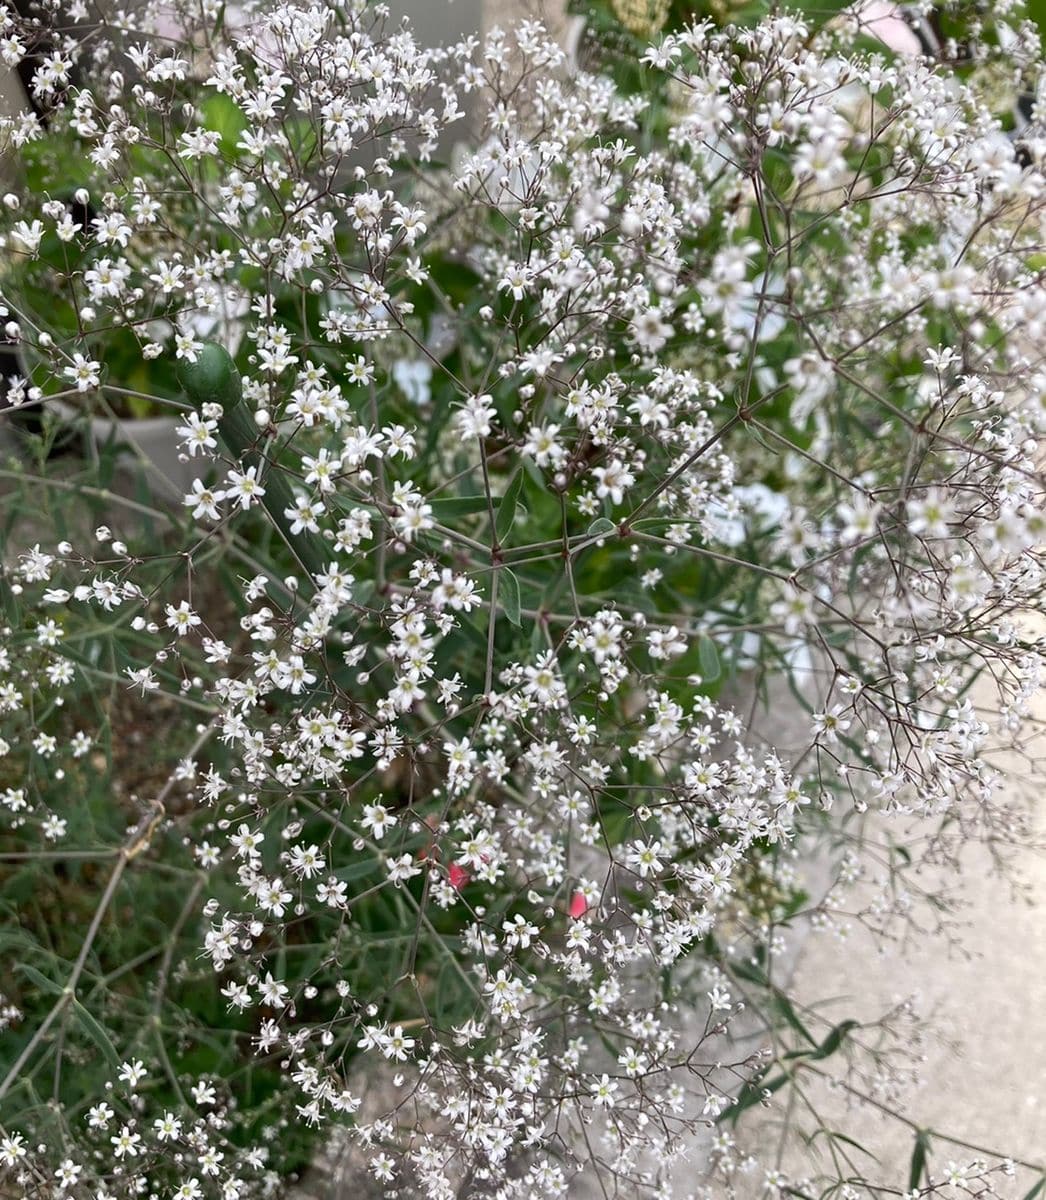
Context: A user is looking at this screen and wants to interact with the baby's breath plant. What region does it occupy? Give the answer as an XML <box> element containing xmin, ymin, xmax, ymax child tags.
<box><xmin>1</xmin><ymin>0</ymin><xmax>1045</xmax><ymax>1197</ymax></box>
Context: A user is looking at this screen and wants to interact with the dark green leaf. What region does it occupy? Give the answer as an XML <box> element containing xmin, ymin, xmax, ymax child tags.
<box><xmin>770</xmin><ymin>990</ymin><xmax>817</xmax><ymax>1048</ymax></box>
<box><xmin>909</xmin><ymin>1129</ymin><xmax>931</xmax><ymax>1191</ymax></box>
<box><xmin>1028</xmin><ymin>0</ymin><xmax>1046</xmax><ymax>48</ymax></box>
<box><xmin>496</xmin><ymin>470</ymin><xmax>526</xmax><ymax>544</ymax></box>
<box><xmin>1021</xmin><ymin>1178</ymin><xmax>1046</xmax><ymax>1200</ymax></box>
<box><xmin>809</xmin><ymin>1018</ymin><xmax>860</xmax><ymax>1061</ymax></box>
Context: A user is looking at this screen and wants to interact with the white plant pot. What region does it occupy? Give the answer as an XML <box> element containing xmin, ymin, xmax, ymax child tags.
<box><xmin>49</xmin><ymin>398</ymin><xmax>194</xmax><ymax>503</ymax></box>
<box><xmin>22</xmin><ymin>284</ymin><xmax>248</xmax><ymax>503</ymax></box>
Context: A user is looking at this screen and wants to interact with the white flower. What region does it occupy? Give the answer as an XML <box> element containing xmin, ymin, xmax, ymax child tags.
<box><xmin>86</xmin><ymin>1103</ymin><xmax>114</xmax><ymax>1129</ymax></box>
<box><xmin>176</xmin><ymin>413</ymin><xmax>218</xmax><ymax>457</ymax></box>
<box><xmin>288</xmin><ymin>843</ymin><xmax>324</xmax><ymax>879</ymax></box>
<box><xmin>11</xmin><ymin>219</ymin><xmax>43</xmax><ymax>252</ymax></box>
<box><xmin>179</xmin><ymin>128</ymin><xmax>221</xmax><ymax>159</ymax></box>
<box><xmin>258</xmin><ymin>973</ymin><xmax>289</xmax><ymax>1007</ymax></box>
<box><xmin>812</xmin><ymin>705</ymin><xmax>852</xmax><ymax>743</ymax></box>
<box><xmin>225</xmin><ymin>465</ymin><xmax>266</xmax><ymax>510</ymax></box>
<box><xmin>63</xmin><ymin>353</ymin><xmax>101</xmax><ymax>392</ymax></box>
<box><xmin>284</xmin><ymin>493</ymin><xmax>325</xmax><ymax>535</ymax></box>
<box><xmin>149</xmin><ymin>259</ymin><xmax>185</xmax><ymax>294</ymax></box>
<box><xmin>153</xmin><ymin>1111</ymin><xmax>182</xmax><ymax>1141</ymax></box>
<box><xmin>591</xmin><ymin>1073</ymin><xmax>619</xmax><ymax>1108</ymax></box>
<box><xmin>523</xmin><ymin>423</ymin><xmax>565</xmax><ymax>467</ymax></box>
<box><xmin>41</xmin><ymin>814</ymin><xmax>67</xmax><ymax>840</ymax></box>
<box><xmin>110</xmin><ymin>1125</ymin><xmax>142</xmax><ymax>1158</ymax></box>
<box><xmin>647</xmin><ymin>626</ymin><xmax>686</xmax><ymax>659</ymax></box>
<box><xmin>456</xmin><ymin>394</ymin><xmax>497</xmax><ymax>440</ymax></box>
<box><xmin>381</xmin><ymin>1024</ymin><xmax>415</xmax><ymax>1061</ymax></box>
<box><xmin>230</xmin><ymin>824</ymin><xmax>263</xmax><ymax>858</ymax></box>
<box><xmin>907</xmin><ymin>489</ymin><xmax>955</xmax><ymax>539</ymax></box>
<box><xmin>165</xmin><ymin>601</ymin><xmax>201</xmax><ymax>636</ymax></box>
<box><xmin>174</xmin><ymin>331</ymin><xmax>204</xmax><ymax>362</ymax></box>
<box><xmin>256</xmin><ymin>877</ymin><xmax>292</xmax><ymax>918</ymax></box>
<box><xmin>117</xmin><ymin>1059</ymin><xmax>147</xmax><ymax>1088</ymax></box>
<box><xmin>53</xmin><ymin>1159</ymin><xmax>82</xmax><ymax>1190</ymax></box>
<box><xmin>630</xmin><ymin>307</ymin><xmax>672</xmax><ymax>353</ymax></box>
<box><xmin>190</xmin><ymin>1081</ymin><xmax>217</xmax><ymax>1106</ymax></box>
<box><xmin>498</xmin><ymin>263</ymin><xmax>533</xmax><ymax>300</ymax></box>
<box><xmin>591</xmin><ymin>459</ymin><xmax>635</xmax><ymax>506</ymax></box>
<box><xmin>0</xmin><ymin>1134</ymin><xmax>27</xmax><ymax>1166</ymax></box>
<box><xmin>184</xmin><ymin>477</ymin><xmax>224</xmax><ymax>521</ymax></box>
<box><xmin>361</xmin><ymin>802</ymin><xmax>396</xmax><ymax>840</ymax></box>
<box><xmin>626</xmin><ymin>839</ymin><xmax>664</xmax><ymax>878</ymax></box>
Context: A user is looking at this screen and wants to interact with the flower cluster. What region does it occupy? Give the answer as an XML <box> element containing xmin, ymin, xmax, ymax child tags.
<box><xmin>1</xmin><ymin>0</ymin><xmax>1044</xmax><ymax>1197</ymax></box>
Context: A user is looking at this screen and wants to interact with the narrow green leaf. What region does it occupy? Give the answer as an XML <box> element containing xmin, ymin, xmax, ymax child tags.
<box><xmin>496</xmin><ymin>470</ymin><xmax>526</xmax><ymax>544</ymax></box>
<box><xmin>17</xmin><ymin>963</ymin><xmax>65</xmax><ymax>997</ymax></box>
<box><xmin>73</xmin><ymin>1000</ymin><xmax>121</xmax><ymax>1074</ymax></box>
<box><xmin>808</xmin><ymin>1128</ymin><xmax>878</xmax><ymax>1161</ymax></box>
<box><xmin>1021</xmin><ymin>1178</ymin><xmax>1046</xmax><ymax>1200</ymax></box>
<box><xmin>500</xmin><ymin>568</ymin><xmax>522</xmax><ymax>627</ymax></box>
<box><xmin>810</xmin><ymin>1018</ymin><xmax>859</xmax><ymax>1061</ymax></box>
<box><xmin>770</xmin><ymin>990</ymin><xmax>817</xmax><ymax>1048</ymax></box>
<box><xmin>908</xmin><ymin>1129</ymin><xmax>931</xmax><ymax>1191</ymax></box>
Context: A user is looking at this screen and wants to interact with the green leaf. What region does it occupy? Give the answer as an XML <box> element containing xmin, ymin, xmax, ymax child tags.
<box><xmin>500</xmin><ymin>568</ymin><xmax>522</xmax><ymax>627</ymax></box>
<box><xmin>430</xmin><ymin>495</ymin><xmax>501</xmax><ymax>518</ymax></box>
<box><xmin>770</xmin><ymin>990</ymin><xmax>817</xmax><ymax>1048</ymax></box>
<box><xmin>908</xmin><ymin>1129</ymin><xmax>931</xmax><ymax>1191</ymax></box>
<box><xmin>719</xmin><ymin>1069</ymin><xmax>789</xmax><ymax>1125</ymax></box>
<box><xmin>333</xmin><ymin>856</ymin><xmax>384</xmax><ymax>884</ymax></box>
<box><xmin>587</xmin><ymin>516</ymin><xmax>616</xmax><ymax>537</ymax></box>
<box><xmin>698</xmin><ymin>635</ymin><xmax>721</xmax><ymax>683</ymax></box>
<box><xmin>18</xmin><ymin>963</ymin><xmax>65</xmax><ymax>997</ymax></box>
<box><xmin>1028</xmin><ymin>0</ymin><xmax>1046</xmax><ymax>47</ymax></box>
<box><xmin>808</xmin><ymin>1128</ymin><xmax>878</xmax><ymax>1161</ymax></box>
<box><xmin>201</xmin><ymin>92</ymin><xmax>248</xmax><ymax>154</ymax></box>
<box><xmin>73</xmin><ymin>1000</ymin><xmax>121</xmax><ymax>1074</ymax></box>
<box><xmin>1021</xmin><ymin>1178</ymin><xmax>1046</xmax><ymax>1200</ymax></box>
<box><xmin>810</xmin><ymin>1018</ymin><xmax>860</xmax><ymax>1061</ymax></box>
<box><xmin>496</xmin><ymin>470</ymin><xmax>526</xmax><ymax>545</ymax></box>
